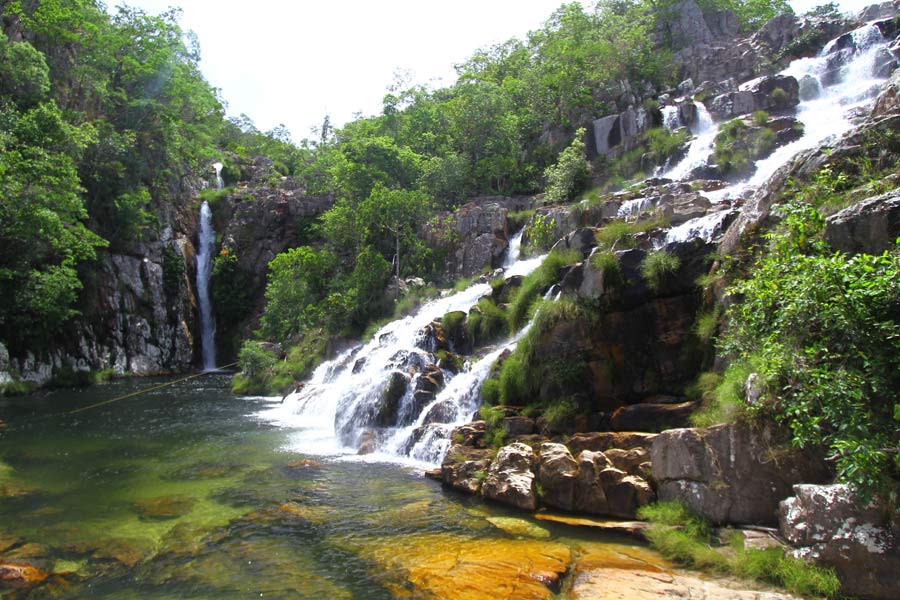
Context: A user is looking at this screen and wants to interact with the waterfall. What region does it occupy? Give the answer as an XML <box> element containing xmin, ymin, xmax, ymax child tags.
<box><xmin>662</xmin><ymin>102</ymin><xmax>716</xmax><ymax>182</ymax></box>
<box><xmin>196</xmin><ymin>201</ymin><xmax>217</xmax><ymax>371</ymax></box>
<box><xmin>256</xmin><ymin>252</ymin><xmax>546</xmax><ymax>465</ymax></box>
<box><xmin>503</xmin><ymin>229</ymin><xmax>524</xmax><ymax>267</ymax></box>
<box><xmin>661</xmin><ymin>23</ymin><xmax>895</xmax><ymax>242</ymax></box>
<box><xmin>660</xmin><ymin>105</ymin><xmax>681</xmax><ymax>130</ymax></box>
<box><xmin>213</xmin><ymin>162</ymin><xmax>224</xmax><ymax>190</ymax></box>
<box><xmin>707</xmin><ymin>23</ymin><xmax>893</xmax><ymax>202</ymax></box>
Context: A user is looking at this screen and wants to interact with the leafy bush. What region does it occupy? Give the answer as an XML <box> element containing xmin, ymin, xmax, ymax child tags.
<box><xmin>640</xmin><ymin>250</ymin><xmax>680</xmax><ymax>291</ymax></box>
<box><xmin>751</xmin><ymin>110</ymin><xmax>769</xmax><ymax>126</ymax></box>
<box><xmin>525</xmin><ymin>214</ymin><xmax>558</xmax><ymax>253</ymax></box>
<box><xmin>543</xmin><ymin>127</ymin><xmax>589</xmax><ymax>204</ymax></box>
<box><xmin>722</xmin><ymin>203</ymin><xmax>900</xmax><ymax>498</ymax></box>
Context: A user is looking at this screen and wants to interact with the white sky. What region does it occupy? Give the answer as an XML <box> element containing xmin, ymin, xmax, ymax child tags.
<box><xmin>111</xmin><ymin>0</ymin><xmax>869</xmax><ymax>143</ymax></box>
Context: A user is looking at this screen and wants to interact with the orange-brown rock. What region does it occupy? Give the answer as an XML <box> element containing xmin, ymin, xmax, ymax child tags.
<box><xmin>0</xmin><ymin>563</ymin><xmax>49</xmax><ymax>588</ymax></box>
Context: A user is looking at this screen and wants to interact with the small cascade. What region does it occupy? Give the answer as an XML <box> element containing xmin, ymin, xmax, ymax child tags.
<box><xmin>617</xmin><ymin>196</ymin><xmax>655</xmax><ymax>220</ymax></box>
<box><xmin>196</xmin><ymin>201</ymin><xmax>217</xmax><ymax>371</ymax></box>
<box><xmin>257</xmin><ymin>251</ymin><xmax>547</xmax><ymax>464</ymax></box>
<box><xmin>503</xmin><ymin>229</ymin><xmax>524</xmax><ymax>267</ymax></box>
<box><xmin>660</xmin><ymin>105</ymin><xmax>682</xmax><ymax>130</ymax></box>
<box><xmin>663</xmin><ymin>102</ymin><xmax>716</xmax><ymax>182</ymax></box>
<box><xmin>664</xmin><ymin>210</ymin><xmax>734</xmax><ymax>244</ymax></box>
<box><xmin>213</xmin><ymin>162</ymin><xmax>224</xmax><ymax>190</ymax></box>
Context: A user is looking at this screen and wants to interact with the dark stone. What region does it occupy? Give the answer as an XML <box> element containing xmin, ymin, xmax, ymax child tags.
<box><xmin>825</xmin><ymin>189</ymin><xmax>900</xmax><ymax>255</ymax></box>
<box><xmin>610</xmin><ymin>402</ymin><xmax>697</xmax><ymax>432</ymax></box>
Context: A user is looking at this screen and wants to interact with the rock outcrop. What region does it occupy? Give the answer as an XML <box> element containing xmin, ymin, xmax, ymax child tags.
<box><xmin>824</xmin><ymin>188</ymin><xmax>900</xmax><ymax>254</ymax></box>
<box><xmin>780</xmin><ymin>484</ymin><xmax>900</xmax><ymax>600</ymax></box>
<box><xmin>651</xmin><ymin>423</ymin><xmax>830</xmax><ymax>525</ymax></box>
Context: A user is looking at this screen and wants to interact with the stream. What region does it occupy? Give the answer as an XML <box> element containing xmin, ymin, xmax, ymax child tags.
<box><xmin>0</xmin><ymin>375</ymin><xmax>663</xmax><ymax>599</ymax></box>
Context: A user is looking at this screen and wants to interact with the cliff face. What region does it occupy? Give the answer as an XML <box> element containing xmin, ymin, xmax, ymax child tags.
<box><xmin>1</xmin><ymin>177</ymin><xmax>204</xmax><ymax>385</ymax></box>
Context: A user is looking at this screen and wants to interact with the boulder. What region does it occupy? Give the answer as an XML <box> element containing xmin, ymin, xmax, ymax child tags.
<box><xmin>538</xmin><ymin>443</ymin><xmax>580</xmax><ymax>511</ymax></box>
<box><xmin>824</xmin><ymin>188</ymin><xmax>900</xmax><ymax>255</ymax></box>
<box><xmin>651</xmin><ymin>422</ymin><xmax>830</xmax><ymax>524</ymax></box>
<box><xmin>374</xmin><ymin>371</ymin><xmax>409</xmax><ymax>427</ymax></box>
<box><xmin>573</xmin><ymin>451</ymin><xmax>654</xmax><ymax>518</ymax></box>
<box><xmin>573</xmin><ymin>451</ymin><xmax>612</xmax><ymax>514</ymax></box>
<box><xmin>501</xmin><ymin>416</ymin><xmax>535</xmax><ymax>436</ymax></box>
<box><xmin>780</xmin><ymin>484</ymin><xmax>900</xmax><ymax>600</ymax></box>
<box><xmin>550</xmin><ymin>227</ymin><xmax>597</xmax><ymax>258</ymax></box>
<box><xmin>440</xmin><ymin>445</ymin><xmax>492</xmax><ymax>494</ymax></box>
<box><xmin>481</xmin><ymin>443</ymin><xmax>538</xmax><ymax>510</ymax></box>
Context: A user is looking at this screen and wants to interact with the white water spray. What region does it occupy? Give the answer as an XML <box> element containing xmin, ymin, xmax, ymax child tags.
<box><xmin>663</xmin><ymin>102</ymin><xmax>717</xmax><ymax>182</ymax></box>
<box><xmin>197</xmin><ymin>201</ymin><xmax>217</xmax><ymax>370</ymax></box>
<box><xmin>213</xmin><ymin>162</ymin><xmax>224</xmax><ymax>190</ymax></box>
<box><xmin>257</xmin><ymin>250</ymin><xmax>546</xmax><ymax>464</ymax></box>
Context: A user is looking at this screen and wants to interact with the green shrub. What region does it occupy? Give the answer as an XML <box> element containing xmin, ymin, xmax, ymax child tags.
<box><xmin>525</xmin><ymin>214</ymin><xmax>558</xmax><ymax>252</ymax></box>
<box><xmin>466</xmin><ymin>298</ymin><xmax>508</xmax><ymax>346</ymax></box>
<box><xmin>722</xmin><ymin>203</ymin><xmax>900</xmax><ymax>498</ymax></box>
<box><xmin>594</xmin><ymin>218</ymin><xmax>668</xmax><ymax>251</ymax></box>
<box><xmin>0</xmin><ymin>380</ymin><xmax>37</xmax><ymax>396</ymax></box>
<box><xmin>507</xmin><ymin>249</ymin><xmax>580</xmax><ymax>330</ymax></box>
<box><xmin>640</xmin><ymin>250</ymin><xmax>680</xmax><ymax>291</ymax></box>
<box><xmin>481</xmin><ymin>378</ymin><xmax>501</xmax><ymax>405</ymax></box>
<box><xmin>544</xmin><ymin>127</ymin><xmax>590</xmax><ymax>204</ymax></box>
<box><xmin>751</xmin><ymin>110</ymin><xmax>769</xmax><ymax>126</ymax></box>
<box><xmin>647</xmin><ymin>127</ymin><xmax>689</xmax><ymax>162</ymax></box>
<box><xmin>542</xmin><ymin>397</ymin><xmax>578</xmax><ymax>430</ymax></box>
<box><xmin>693</xmin><ymin>307</ymin><xmax>721</xmax><ymax>344</ymax></box>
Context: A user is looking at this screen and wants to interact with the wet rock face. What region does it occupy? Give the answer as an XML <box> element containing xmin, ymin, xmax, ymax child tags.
<box><xmin>651</xmin><ymin>423</ymin><xmax>831</xmax><ymax>525</ymax></box>
<box><xmin>780</xmin><ymin>484</ymin><xmax>900</xmax><ymax>600</ymax></box>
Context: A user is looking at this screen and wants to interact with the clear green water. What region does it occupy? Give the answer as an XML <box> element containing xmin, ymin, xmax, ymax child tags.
<box><xmin>0</xmin><ymin>375</ymin><xmax>657</xmax><ymax>599</ymax></box>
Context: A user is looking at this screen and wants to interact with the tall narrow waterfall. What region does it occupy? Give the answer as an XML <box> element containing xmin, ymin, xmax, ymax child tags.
<box><xmin>197</xmin><ymin>200</ymin><xmax>217</xmax><ymax>371</ymax></box>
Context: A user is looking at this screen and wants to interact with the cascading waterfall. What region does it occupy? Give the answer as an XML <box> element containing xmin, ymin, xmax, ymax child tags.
<box><xmin>708</xmin><ymin>23</ymin><xmax>893</xmax><ymax>201</ymax></box>
<box><xmin>254</xmin><ymin>24</ymin><xmax>897</xmax><ymax>466</ymax></box>
<box><xmin>257</xmin><ymin>250</ymin><xmax>545</xmax><ymax>464</ymax></box>
<box><xmin>660</xmin><ymin>23</ymin><xmax>894</xmax><ymax>241</ymax></box>
<box><xmin>196</xmin><ymin>190</ymin><xmax>218</xmax><ymax>370</ymax></box>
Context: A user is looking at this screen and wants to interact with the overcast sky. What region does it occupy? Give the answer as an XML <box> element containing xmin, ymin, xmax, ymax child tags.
<box><xmin>112</xmin><ymin>0</ymin><xmax>868</xmax><ymax>142</ymax></box>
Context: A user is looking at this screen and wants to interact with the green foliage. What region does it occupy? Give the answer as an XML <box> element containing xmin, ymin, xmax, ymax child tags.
<box><xmin>722</xmin><ymin>203</ymin><xmax>900</xmax><ymax>497</ymax></box>
<box><xmin>646</xmin><ymin>127</ymin><xmax>689</xmax><ymax>162</ymax></box>
<box><xmin>479</xmin><ymin>404</ymin><xmax>509</xmax><ymax>448</ymax></box>
<box><xmin>543</xmin><ymin>127</ymin><xmax>589</xmax><ymax>204</ymax></box>
<box><xmin>640</xmin><ymin>250</ymin><xmax>681</xmax><ymax>291</ymax></box>
<box><xmin>639</xmin><ymin>501</ymin><xmax>839</xmax><ymax>598</ymax></box>
<box><xmin>525</xmin><ymin>214</ymin><xmax>558</xmax><ymax>252</ymax></box>
<box><xmin>210</xmin><ymin>250</ymin><xmax>251</xmax><ymax>328</ymax></box>
<box><xmin>161</xmin><ymin>244</ymin><xmax>184</xmax><ymax>300</ymax></box>
<box><xmin>259</xmin><ymin>247</ymin><xmax>337</xmax><ymax>342</ymax></box>
<box><xmin>542</xmin><ymin>397</ymin><xmax>578</xmax><ymax>430</ymax></box>
<box><xmin>232</xmin><ymin>336</ymin><xmax>326</xmax><ymax>395</ymax></box>
<box><xmin>751</xmin><ymin>110</ymin><xmax>769</xmax><ymax>126</ymax></box>
<box><xmin>507</xmin><ymin>249</ymin><xmax>579</xmax><ymax>330</ymax></box>
<box><xmin>466</xmin><ymin>298</ymin><xmax>509</xmax><ymax>346</ymax></box>
<box><xmin>0</xmin><ymin>36</ymin><xmax>50</xmax><ymax>108</ymax></box>
<box><xmin>594</xmin><ymin>217</ymin><xmax>668</xmax><ymax>251</ymax></box>
<box><xmin>713</xmin><ymin>118</ymin><xmax>776</xmax><ymax>175</ymax></box>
